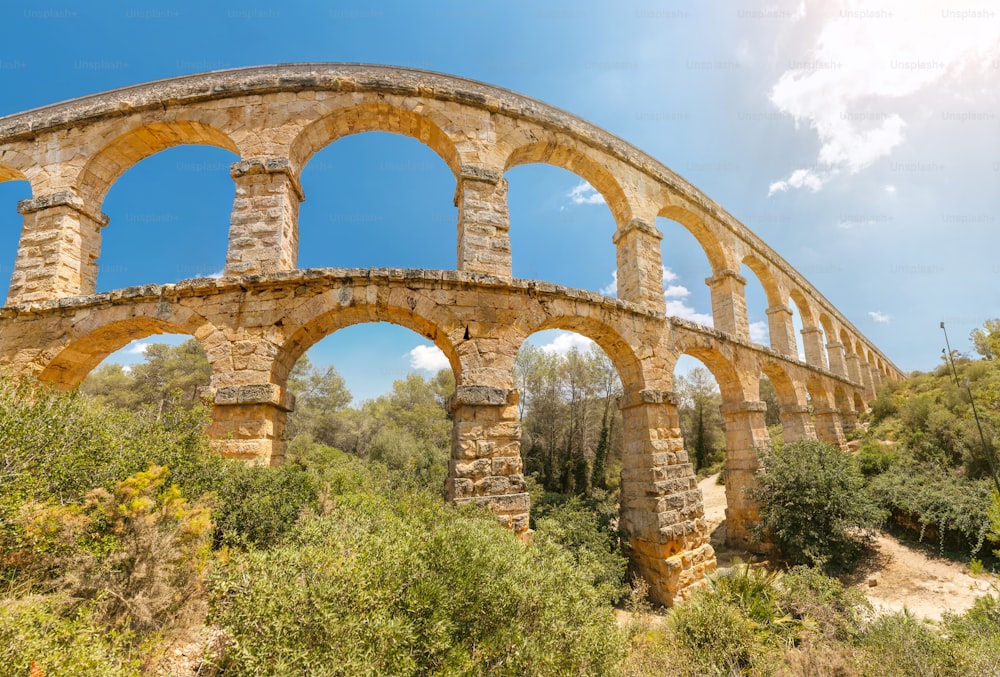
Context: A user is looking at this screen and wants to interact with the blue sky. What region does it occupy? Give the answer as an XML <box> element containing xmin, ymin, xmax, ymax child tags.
<box><xmin>0</xmin><ymin>1</ymin><xmax>997</xmax><ymax>402</ymax></box>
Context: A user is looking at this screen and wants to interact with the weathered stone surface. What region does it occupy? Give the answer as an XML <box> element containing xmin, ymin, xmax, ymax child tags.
<box><xmin>0</xmin><ymin>65</ymin><xmax>905</xmax><ymax>606</ymax></box>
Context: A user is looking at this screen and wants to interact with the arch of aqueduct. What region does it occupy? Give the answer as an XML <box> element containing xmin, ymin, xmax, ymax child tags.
<box><xmin>0</xmin><ymin>64</ymin><xmax>901</xmax><ymax>605</ymax></box>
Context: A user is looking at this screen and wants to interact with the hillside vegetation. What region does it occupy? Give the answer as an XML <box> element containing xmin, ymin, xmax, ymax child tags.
<box><xmin>1</xmin><ymin>324</ymin><xmax>998</xmax><ymax>675</ymax></box>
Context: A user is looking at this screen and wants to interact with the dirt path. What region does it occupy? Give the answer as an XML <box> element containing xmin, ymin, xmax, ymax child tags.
<box><xmin>697</xmin><ymin>473</ymin><xmax>998</xmax><ymax>620</ymax></box>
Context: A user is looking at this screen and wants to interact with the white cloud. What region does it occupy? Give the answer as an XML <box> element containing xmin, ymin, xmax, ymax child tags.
<box><xmin>666</xmin><ymin>299</ymin><xmax>714</xmax><ymax>327</ymax></box>
<box><xmin>884</xmin><ymin>184</ymin><xmax>896</xmax><ymax>195</ymax></box>
<box><xmin>125</xmin><ymin>342</ymin><xmax>150</xmax><ymax>355</ymax></box>
<box><xmin>209</xmin><ymin>269</ymin><xmax>224</xmax><ymax>279</ymax></box>
<box><xmin>600</xmin><ymin>271</ymin><xmax>618</xmax><ymax>297</ymax></box>
<box><xmin>567</xmin><ymin>180</ymin><xmax>606</xmax><ymax>205</ymax></box>
<box><xmin>768</xmin><ymin>167</ymin><xmax>829</xmax><ymax>196</ymax></box>
<box><xmin>868</xmin><ymin>310</ymin><xmax>891</xmax><ymax>324</ymax></box>
<box><xmin>662</xmin><ymin>266</ymin><xmax>678</xmax><ymax>283</ymax></box>
<box><xmin>768</xmin><ymin>0</ymin><xmax>1000</xmax><ymax>193</ymax></box>
<box><xmin>539</xmin><ymin>332</ymin><xmax>596</xmax><ymax>355</ymax></box>
<box><xmin>408</xmin><ymin>344</ymin><xmax>450</xmax><ymax>372</ymax></box>
<box><xmin>664</xmin><ymin>284</ymin><xmax>690</xmax><ymax>298</ymax></box>
<box><xmin>749</xmin><ymin>320</ymin><xmax>769</xmax><ymax>343</ymax></box>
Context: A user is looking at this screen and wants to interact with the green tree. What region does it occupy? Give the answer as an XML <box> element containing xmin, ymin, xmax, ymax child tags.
<box><xmin>675</xmin><ymin>367</ymin><xmax>727</xmax><ymax>473</ymax></box>
<box><xmin>517</xmin><ymin>343</ymin><xmax>622</xmax><ymax>495</ymax></box>
<box><xmin>748</xmin><ymin>439</ymin><xmax>886</xmax><ymax>570</ymax></box>
<box><xmin>80</xmin><ymin>339</ymin><xmax>210</xmax><ymax>414</ymax></box>
<box><xmin>284</xmin><ymin>355</ymin><xmax>352</xmax><ymax>445</ymax></box>
<box><xmin>970</xmin><ymin>319</ymin><xmax>1000</xmax><ymax>360</ymax></box>
<box><xmin>759</xmin><ymin>376</ymin><xmax>782</xmax><ymax>427</ymax></box>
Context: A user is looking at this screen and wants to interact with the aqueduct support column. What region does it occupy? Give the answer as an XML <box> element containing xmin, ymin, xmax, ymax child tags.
<box><xmin>826</xmin><ymin>341</ymin><xmax>847</xmax><ymax>378</ymax></box>
<box><xmin>224</xmin><ymin>157</ymin><xmax>303</xmax><ymax>275</ymax></box>
<box><xmin>207</xmin><ymin>384</ymin><xmax>292</xmax><ymax>465</ymax></box>
<box><xmin>840</xmin><ymin>406</ymin><xmax>860</xmax><ymax>434</ymax></box>
<box><xmin>801</xmin><ymin>328</ymin><xmax>828</xmax><ymax>370</ymax></box>
<box><xmin>455</xmin><ymin>166</ymin><xmax>512</xmax><ymax>277</ymax></box>
<box><xmin>779</xmin><ymin>404</ymin><xmax>817</xmax><ymax>444</ymax></box>
<box><xmin>766</xmin><ymin>304</ymin><xmax>797</xmax><ymax>359</ymax></box>
<box><xmin>619</xmin><ymin>389</ymin><xmax>715</xmax><ymax>606</ymax></box>
<box><xmin>446</xmin><ymin>385</ymin><xmax>529</xmax><ymax>534</ymax></box>
<box><xmin>706</xmin><ymin>270</ymin><xmax>749</xmax><ymax>340</ymax></box>
<box><xmin>846</xmin><ymin>353</ymin><xmax>862</xmax><ymax>383</ymax></box>
<box><xmin>860</xmin><ymin>362</ymin><xmax>877</xmax><ymax>400</ymax></box>
<box><xmin>813</xmin><ymin>408</ymin><xmax>846</xmax><ymax>448</ymax></box>
<box><xmin>613</xmin><ymin>218</ymin><xmax>665</xmax><ymax>313</ymax></box>
<box><xmin>720</xmin><ymin>400</ymin><xmax>770</xmax><ymax>551</ymax></box>
<box><xmin>7</xmin><ymin>192</ymin><xmax>107</xmax><ymax>305</ymax></box>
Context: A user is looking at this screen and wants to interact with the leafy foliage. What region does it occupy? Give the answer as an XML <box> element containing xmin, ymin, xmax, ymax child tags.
<box><xmin>675</xmin><ymin>367</ymin><xmax>727</xmax><ymax>474</ymax></box>
<box><xmin>531</xmin><ymin>493</ymin><xmax>628</xmax><ymax>604</ymax></box>
<box><xmin>10</xmin><ymin>465</ymin><xmax>213</xmax><ymax>633</ymax></box>
<box><xmin>81</xmin><ymin>339</ymin><xmax>210</xmax><ymax>413</ymax></box>
<box><xmin>210</xmin><ymin>491</ymin><xmax>626</xmax><ymax>676</ymax></box>
<box><xmin>516</xmin><ymin>343</ymin><xmax>623</xmax><ymax>495</ymax></box>
<box><xmin>0</xmin><ymin>595</ymin><xmax>141</xmax><ymax>677</ymax></box>
<box><xmin>748</xmin><ymin>439</ymin><xmax>886</xmax><ymax>570</ymax></box>
<box><xmin>868</xmin><ymin>467</ymin><xmax>993</xmax><ymax>555</ymax></box>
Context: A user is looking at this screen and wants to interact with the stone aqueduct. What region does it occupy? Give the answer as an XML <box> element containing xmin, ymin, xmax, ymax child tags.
<box><xmin>0</xmin><ymin>64</ymin><xmax>901</xmax><ymax>604</ymax></box>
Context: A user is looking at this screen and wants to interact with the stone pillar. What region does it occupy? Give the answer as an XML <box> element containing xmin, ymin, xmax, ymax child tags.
<box><xmin>871</xmin><ymin>366</ymin><xmax>884</xmax><ymax>389</ymax></box>
<box><xmin>826</xmin><ymin>341</ymin><xmax>848</xmax><ymax>378</ymax></box>
<box><xmin>720</xmin><ymin>400</ymin><xmax>770</xmax><ymax>552</ymax></box>
<box><xmin>779</xmin><ymin>404</ymin><xmax>816</xmax><ymax>444</ymax></box>
<box><xmin>206</xmin><ymin>383</ymin><xmax>293</xmax><ymax>465</ymax></box>
<box><xmin>813</xmin><ymin>408</ymin><xmax>846</xmax><ymax>448</ymax></box>
<box><xmin>840</xmin><ymin>407</ymin><xmax>860</xmax><ymax>434</ymax></box>
<box><xmin>766</xmin><ymin>304</ymin><xmax>797</xmax><ymax>358</ymax></box>
<box><xmin>860</xmin><ymin>362</ymin><xmax>876</xmax><ymax>400</ymax></box>
<box><xmin>706</xmin><ymin>269</ymin><xmax>749</xmax><ymax>339</ymax></box>
<box><xmin>446</xmin><ymin>385</ymin><xmax>529</xmax><ymax>534</ymax></box>
<box><xmin>801</xmin><ymin>327</ymin><xmax>828</xmax><ymax>370</ymax></box>
<box><xmin>846</xmin><ymin>353</ymin><xmax>863</xmax><ymax>384</ymax></box>
<box><xmin>225</xmin><ymin>157</ymin><xmax>303</xmax><ymax>275</ymax></box>
<box><xmin>7</xmin><ymin>191</ymin><xmax>108</xmax><ymax>305</ymax></box>
<box><xmin>613</xmin><ymin>218</ymin><xmax>665</xmax><ymax>313</ymax></box>
<box><xmin>455</xmin><ymin>166</ymin><xmax>511</xmax><ymax>277</ymax></box>
<box><xmin>619</xmin><ymin>389</ymin><xmax>715</xmax><ymax>606</ymax></box>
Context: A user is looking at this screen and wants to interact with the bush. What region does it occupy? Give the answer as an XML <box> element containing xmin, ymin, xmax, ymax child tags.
<box><xmin>777</xmin><ymin>566</ymin><xmax>871</xmax><ymax>642</ymax></box>
<box><xmin>668</xmin><ymin>573</ymin><xmax>785</xmax><ymax>677</ymax></box>
<box><xmin>210</xmin><ymin>491</ymin><xmax>626</xmax><ymax>676</ymax></box>
<box><xmin>868</xmin><ymin>468</ymin><xmax>993</xmax><ymax>555</ymax></box>
<box><xmin>531</xmin><ymin>495</ymin><xmax>628</xmax><ymax>604</ymax></box>
<box><xmin>748</xmin><ymin>440</ymin><xmax>886</xmax><ymax>571</ymax></box>
<box><xmin>857</xmin><ymin>441</ymin><xmax>896</xmax><ymax>477</ymax></box>
<box><xmin>853</xmin><ymin>611</ymin><xmax>956</xmax><ymax>676</ymax></box>
<box><xmin>942</xmin><ymin>594</ymin><xmax>1000</xmax><ymax>676</ymax></box>
<box><xmin>211</xmin><ymin>461</ymin><xmax>318</xmax><ymax>549</ymax></box>
<box><xmin>0</xmin><ymin>595</ymin><xmax>140</xmax><ymax>677</ymax></box>
<box><xmin>8</xmin><ymin>466</ymin><xmax>213</xmax><ymax>634</ymax></box>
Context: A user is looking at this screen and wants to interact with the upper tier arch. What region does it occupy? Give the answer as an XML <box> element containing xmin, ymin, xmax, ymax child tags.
<box><xmin>0</xmin><ymin>63</ymin><xmax>902</xmax><ymax>379</ymax></box>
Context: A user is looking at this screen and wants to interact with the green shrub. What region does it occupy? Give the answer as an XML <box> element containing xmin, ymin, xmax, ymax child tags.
<box><xmin>777</xmin><ymin>566</ymin><xmax>871</xmax><ymax>642</ymax></box>
<box><xmin>531</xmin><ymin>495</ymin><xmax>628</xmax><ymax>604</ymax></box>
<box><xmin>668</xmin><ymin>584</ymin><xmax>780</xmax><ymax>676</ymax></box>
<box><xmin>857</xmin><ymin>441</ymin><xmax>897</xmax><ymax>477</ymax></box>
<box><xmin>9</xmin><ymin>466</ymin><xmax>213</xmax><ymax>634</ymax></box>
<box><xmin>0</xmin><ymin>595</ymin><xmax>140</xmax><ymax>677</ymax></box>
<box><xmin>748</xmin><ymin>440</ymin><xmax>886</xmax><ymax>571</ymax></box>
<box><xmin>868</xmin><ymin>468</ymin><xmax>993</xmax><ymax>555</ymax></box>
<box><xmin>210</xmin><ymin>491</ymin><xmax>625</xmax><ymax>676</ymax></box>
<box><xmin>211</xmin><ymin>461</ymin><xmax>318</xmax><ymax>549</ymax></box>
<box><xmin>853</xmin><ymin>611</ymin><xmax>956</xmax><ymax>677</ymax></box>
<box><xmin>942</xmin><ymin>594</ymin><xmax>1000</xmax><ymax>676</ymax></box>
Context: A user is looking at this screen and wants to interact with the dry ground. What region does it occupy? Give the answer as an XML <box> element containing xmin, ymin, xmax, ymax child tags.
<box><xmin>698</xmin><ymin>473</ymin><xmax>999</xmax><ymax>621</ymax></box>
